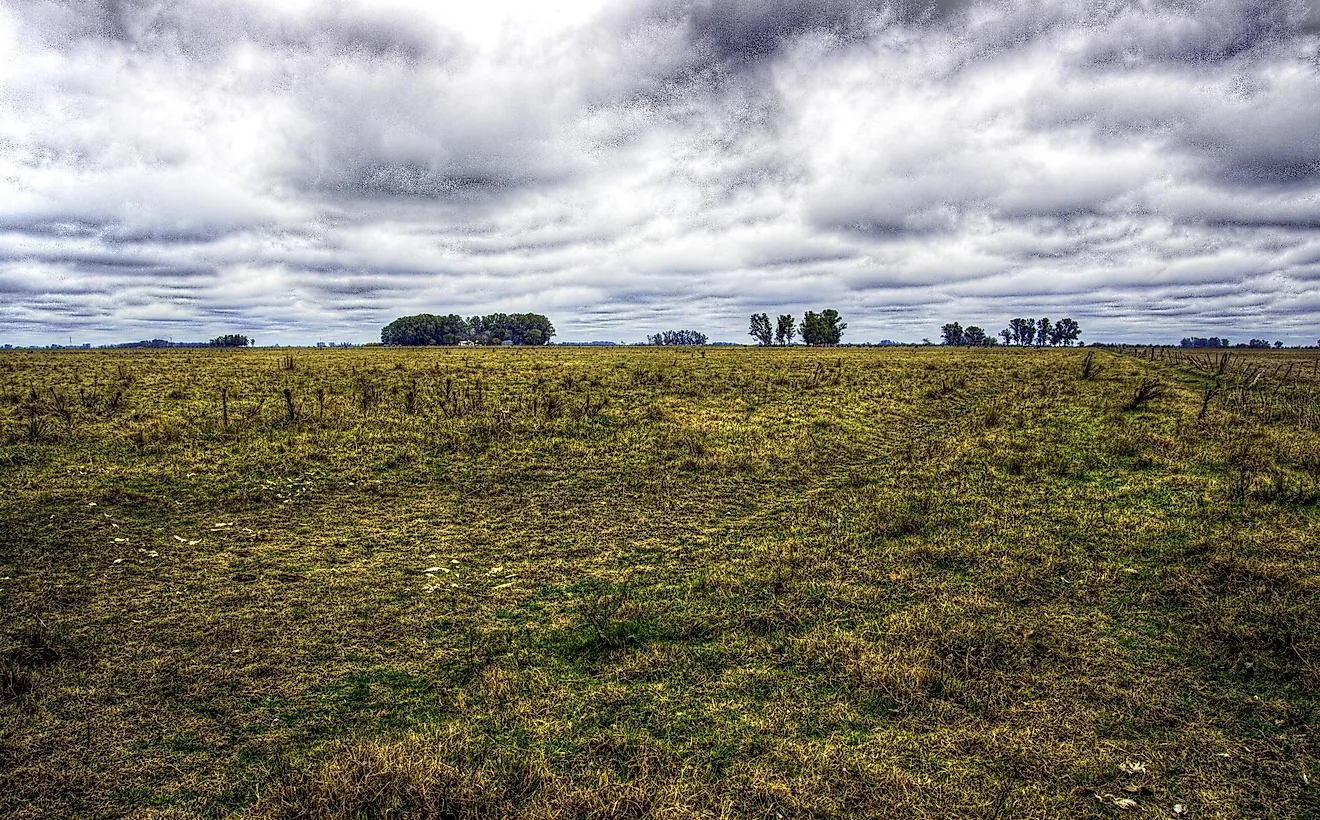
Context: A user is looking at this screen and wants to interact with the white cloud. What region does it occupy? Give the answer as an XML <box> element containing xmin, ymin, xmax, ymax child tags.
<box><xmin>1</xmin><ymin>0</ymin><xmax>1319</xmax><ymax>345</ymax></box>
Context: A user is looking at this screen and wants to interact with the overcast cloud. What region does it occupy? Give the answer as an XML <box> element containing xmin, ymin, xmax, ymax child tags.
<box><xmin>2</xmin><ymin>0</ymin><xmax>1318</xmax><ymax>344</ymax></box>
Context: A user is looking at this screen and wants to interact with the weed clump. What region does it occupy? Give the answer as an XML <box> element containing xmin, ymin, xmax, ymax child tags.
<box><xmin>1123</xmin><ymin>377</ymin><xmax>1164</xmax><ymax>411</ymax></box>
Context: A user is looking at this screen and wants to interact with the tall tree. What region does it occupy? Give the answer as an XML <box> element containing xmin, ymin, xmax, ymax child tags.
<box><xmin>1052</xmin><ymin>318</ymin><xmax>1081</xmax><ymax>346</ymax></box>
<box><xmin>775</xmin><ymin>314</ymin><xmax>797</xmax><ymax>345</ymax></box>
<box><xmin>999</xmin><ymin>327</ymin><xmax>1013</xmax><ymax>346</ymax></box>
<box><xmin>964</xmin><ymin>326</ymin><xmax>989</xmax><ymax>347</ymax></box>
<box><xmin>749</xmin><ymin>313</ymin><xmax>772</xmax><ymax>346</ymax></box>
<box><xmin>1008</xmin><ymin>318</ymin><xmax>1036</xmax><ymax>346</ymax></box>
<box><xmin>1036</xmin><ymin>318</ymin><xmax>1052</xmax><ymax>347</ymax></box>
<box><xmin>800</xmin><ymin>310</ymin><xmax>846</xmax><ymax>346</ymax></box>
<box><xmin>940</xmin><ymin>322</ymin><xmax>965</xmax><ymax>346</ymax></box>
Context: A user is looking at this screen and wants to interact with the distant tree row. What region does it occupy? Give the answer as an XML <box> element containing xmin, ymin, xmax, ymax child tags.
<box><xmin>648</xmin><ymin>330</ymin><xmax>708</xmax><ymax>346</ymax></box>
<box><xmin>748</xmin><ymin>310</ymin><xmax>846</xmax><ymax>346</ymax></box>
<box><xmin>116</xmin><ymin>339</ymin><xmax>210</xmax><ymax>349</ymax></box>
<box><xmin>380</xmin><ymin>313</ymin><xmax>555</xmax><ymax>346</ymax></box>
<box><xmin>210</xmin><ymin>334</ymin><xmax>250</xmax><ymax>347</ymax></box>
<box><xmin>1180</xmin><ymin>337</ymin><xmax>1285</xmax><ymax>349</ymax></box>
<box><xmin>939</xmin><ymin>318</ymin><xmax>1081</xmax><ymax>347</ymax></box>
<box><xmin>1179</xmin><ymin>337</ymin><xmax>1229</xmax><ymax>348</ymax></box>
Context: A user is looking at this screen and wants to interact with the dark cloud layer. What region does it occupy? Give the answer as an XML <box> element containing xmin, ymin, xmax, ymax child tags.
<box><xmin>1</xmin><ymin>0</ymin><xmax>1319</xmax><ymax>344</ymax></box>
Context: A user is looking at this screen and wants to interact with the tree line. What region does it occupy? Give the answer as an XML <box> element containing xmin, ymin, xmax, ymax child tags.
<box><xmin>1180</xmin><ymin>337</ymin><xmax>1283</xmax><ymax>349</ymax></box>
<box><xmin>648</xmin><ymin>330</ymin><xmax>709</xmax><ymax>345</ymax></box>
<box><xmin>942</xmin><ymin>317</ymin><xmax>1082</xmax><ymax>347</ymax></box>
<box><xmin>381</xmin><ymin>313</ymin><xmax>555</xmax><ymax>346</ymax></box>
<box><xmin>747</xmin><ymin>310</ymin><xmax>847</xmax><ymax>346</ymax></box>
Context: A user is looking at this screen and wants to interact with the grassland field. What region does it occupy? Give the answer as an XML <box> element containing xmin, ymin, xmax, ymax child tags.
<box><xmin>1</xmin><ymin>345</ymin><xmax>1318</xmax><ymax>818</ymax></box>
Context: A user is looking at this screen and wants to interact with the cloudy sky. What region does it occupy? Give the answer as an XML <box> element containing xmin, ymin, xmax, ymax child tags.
<box><xmin>2</xmin><ymin>0</ymin><xmax>1319</xmax><ymax>345</ymax></box>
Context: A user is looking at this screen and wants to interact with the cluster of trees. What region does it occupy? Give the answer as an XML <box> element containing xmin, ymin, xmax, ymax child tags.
<box><xmin>748</xmin><ymin>314</ymin><xmax>803</xmax><ymax>345</ymax></box>
<box><xmin>209</xmin><ymin>334</ymin><xmax>251</xmax><ymax>347</ymax></box>
<box><xmin>1180</xmin><ymin>337</ymin><xmax>1285</xmax><ymax>349</ymax></box>
<box><xmin>941</xmin><ymin>318</ymin><xmax>1081</xmax><ymax>347</ymax></box>
<box><xmin>938</xmin><ymin>323</ymin><xmax>992</xmax><ymax>347</ymax></box>
<box><xmin>748</xmin><ymin>310</ymin><xmax>847</xmax><ymax>346</ymax></box>
<box><xmin>1005</xmin><ymin>317</ymin><xmax>1081</xmax><ymax>346</ymax></box>
<box><xmin>648</xmin><ymin>330</ymin><xmax>708</xmax><ymax>345</ymax></box>
<box><xmin>933</xmin><ymin>318</ymin><xmax>1069</xmax><ymax>347</ymax></box>
<box><xmin>380</xmin><ymin>313</ymin><xmax>555</xmax><ymax>346</ymax></box>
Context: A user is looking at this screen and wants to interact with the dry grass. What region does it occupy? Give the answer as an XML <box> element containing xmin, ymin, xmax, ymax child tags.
<box><xmin>0</xmin><ymin>345</ymin><xmax>1318</xmax><ymax>818</ymax></box>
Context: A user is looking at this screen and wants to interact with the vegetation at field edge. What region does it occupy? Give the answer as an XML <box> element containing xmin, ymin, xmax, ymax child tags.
<box><xmin>1</xmin><ymin>346</ymin><xmax>1317</xmax><ymax>818</ymax></box>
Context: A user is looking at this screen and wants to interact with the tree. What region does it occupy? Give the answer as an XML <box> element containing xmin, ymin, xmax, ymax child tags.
<box><xmin>1051</xmin><ymin>318</ymin><xmax>1081</xmax><ymax>346</ymax></box>
<box><xmin>964</xmin><ymin>326</ymin><xmax>989</xmax><ymax>347</ymax></box>
<box><xmin>647</xmin><ymin>330</ymin><xmax>708</xmax><ymax>345</ymax></box>
<box><xmin>775</xmin><ymin>314</ymin><xmax>797</xmax><ymax>345</ymax></box>
<box><xmin>940</xmin><ymin>322</ymin><xmax>965</xmax><ymax>346</ymax></box>
<box><xmin>999</xmin><ymin>328</ymin><xmax>1013</xmax><ymax>346</ymax></box>
<box><xmin>1274</xmin><ymin>340</ymin><xmax>1283</xmax><ymax>349</ymax></box>
<box><xmin>1036</xmin><ymin>318</ymin><xmax>1052</xmax><ymax>347</ymax></box>
<box><xmin>749</xmin><ymin>313</ymin><xmax>772</xmax><ymax>346</ymax></box>
<box><xmin>381</xmin><ymin>313</ymin><xmax>468</xmax><ymax>345</ymax></box>
<box><xmin>800</xmin><ymin>310</ymin><xmax>846</xmax><ymax>346</ymax></box>
<box><xmin>1008</xmin><ymin>318</ymin><xmax>1036</xmax><ymax>346</ymax></box>
<box><xmin>210</xmin><ymin>334</ymin><xmax>250</xmax><ymax>347</ymax></box>
<box><xmin>380</xmin><ymin>313</ymin><xmax>555</xmax><ymax>345</ymax></box>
